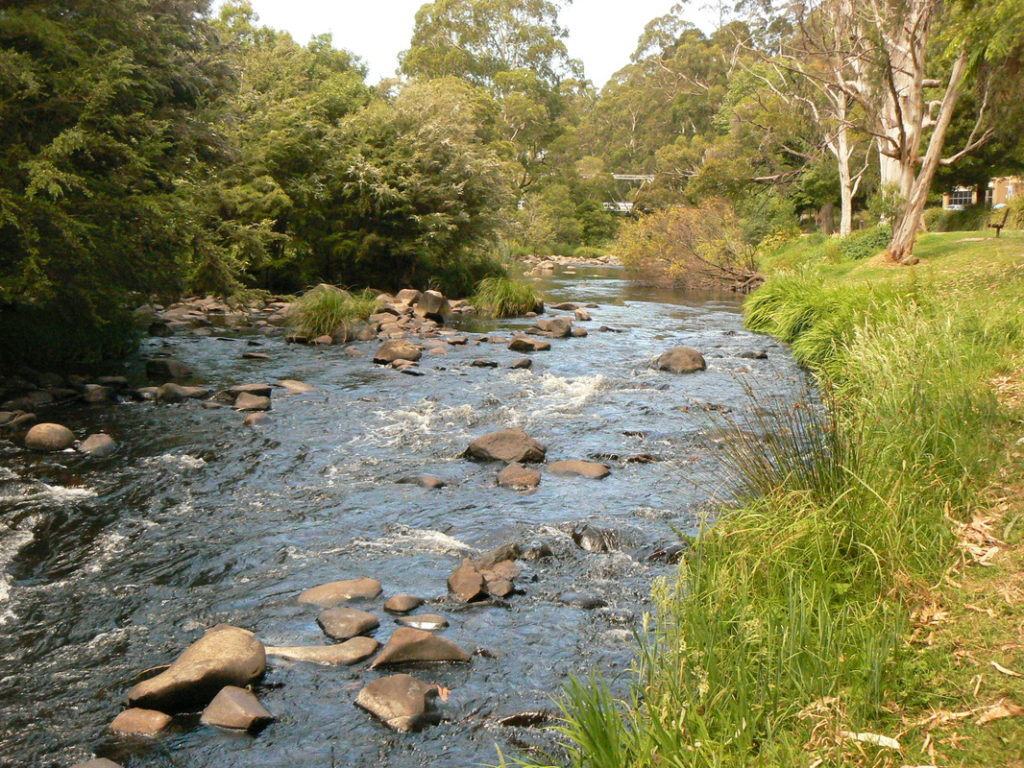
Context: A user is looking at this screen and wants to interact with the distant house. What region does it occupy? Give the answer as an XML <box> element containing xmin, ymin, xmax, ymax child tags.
<box><xmin>943</xmin><ymin>175</ymin><xmax>1022</xmax><ymax>209</ymax></box>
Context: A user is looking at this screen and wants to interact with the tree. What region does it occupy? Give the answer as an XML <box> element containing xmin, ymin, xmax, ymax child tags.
<box><xmin>0</xmin><ymin>0</ymin><xmax>230</xmax><ymax>365</ymax></box>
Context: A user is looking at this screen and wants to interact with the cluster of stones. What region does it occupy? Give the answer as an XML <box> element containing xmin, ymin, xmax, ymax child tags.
<box><xmin>138</xmin><ymin>295</ymin><xmax>291</xmax><ymax>337</ymax></box>
<box><xmin>76</xmin><ymin>553</ymin><xmax>537</xmax><ymax>765</ymax></box>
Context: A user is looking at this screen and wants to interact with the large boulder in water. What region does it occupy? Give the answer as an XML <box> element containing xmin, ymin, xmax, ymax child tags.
<box><xmin>657</xmin><ymin>347</ymin><xmax>707</xmax><ymax>374</ymax></box>
<box><xmin>466</xmin><ymin>428</ymin><xmax>546</xmax><ymax>463</ymax></box>
<box><xmin>374</xmin><ymin>340</ymin><xmax>422</xmax><ymax>364</ymax></box>
<box><xmin>355</xmin><ymin>674</ymin><xmax>441</xmax><ymax>732</ymax></box>
<box><xmin>415</xmin><ymin>290</ymin><xmax>450</xmax><ymax>321</ymax></box>
<box><xmin>24</xmin><ymin>423</ymin><xmax>74</xmax><ymax>452</ymax></box>
<box><xmin>126</xmin><ymin>625</ymin><xmax>266</xmax><ymax>713</ymax></box>
<box><xmin>536</xmin><ymin>317</ymin><xmax>573</xmax><ymax>338</ymax></box>
<box><xmin>369</xmin><ymin>627</ymin><xmax>470</xmax><ymax>668</ymax></box>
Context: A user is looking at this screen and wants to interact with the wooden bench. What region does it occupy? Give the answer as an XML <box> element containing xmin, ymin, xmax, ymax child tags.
<box><xmin>989</xmin><ymin>207</ymin><xmax>1010</xmax><ymax>238</ymax></box>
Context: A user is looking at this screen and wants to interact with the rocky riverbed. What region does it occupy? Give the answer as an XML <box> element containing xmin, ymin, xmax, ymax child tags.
<box><xmin>0</xmin><ymin>264</ymin><xmax>810</xmax><ymax>768</ymax></box>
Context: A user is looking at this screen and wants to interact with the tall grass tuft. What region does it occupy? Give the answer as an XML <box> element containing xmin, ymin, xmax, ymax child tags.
<box><xmin>471</xmin><ymin>276</ymin><xmax>542</xmax><ymax>318</ymax></box>
<box><xmin>289</xmin><ymin>284</ymin><xmax>379</xmax><ymax>338</ymax></box>
<box><xmin>509</xmin><ymin>265</ymin><xmax>1024</xmax><ymax>768</ymax></box>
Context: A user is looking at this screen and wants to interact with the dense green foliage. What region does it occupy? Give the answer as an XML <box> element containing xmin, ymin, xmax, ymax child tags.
<box><xmin>513</xmin><ymin>237</ymin><xmax>1024</xmax><ymax>768</ymax></box>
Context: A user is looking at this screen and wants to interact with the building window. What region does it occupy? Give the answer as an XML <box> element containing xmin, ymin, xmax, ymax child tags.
<box><xmin>948</xmin><ymin>187</ymin><xmax>974</xmax><ymax>208</ymax></box>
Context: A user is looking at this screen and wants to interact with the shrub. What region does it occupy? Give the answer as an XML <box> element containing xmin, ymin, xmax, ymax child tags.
<box><xmin>836</xmin><ymin>224</ymin><xmax>892</xmax><ymax>260</ymax></box>
<box><xmin>572</xmin><ymin>246</ymin><xmax>607</xmax><ymax>260</ymax></box>
<box><xmin>288</xmin><ymin>284</ymin><xmax>379</xmax><ymax>338</ymax></box>
<box><xmin>471</xmin><ymin>276</ymin><xmax>541</xmax><ymax>318</ymax></box>
<box><xmin>1007</xmin><ymin>196</ymin><xmax>1024</xmax><ymax>229</ymax></box>
<box><xmin>924</xmin><ymin>204</ymin><xmax>990</xmax><ymax>232</ymax></box>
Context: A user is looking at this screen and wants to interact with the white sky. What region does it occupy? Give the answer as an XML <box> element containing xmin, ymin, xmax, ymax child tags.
<box><xmin>217</xmin><ymin>1</ymin><xmax>716</xmax><ymax>87</ymax></box>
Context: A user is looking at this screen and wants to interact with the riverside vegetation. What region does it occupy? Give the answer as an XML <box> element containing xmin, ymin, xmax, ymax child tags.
<box><xmin>509</xmin><ymin>232</ymin><xmax>1024</xmax><ymax>767</ymax></box>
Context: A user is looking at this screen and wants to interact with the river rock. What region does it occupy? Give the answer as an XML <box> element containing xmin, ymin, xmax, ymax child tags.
<box><xmin>265</xmin><ymin>637</ymin><xmax>378</xmax><ymax>666</ymax></box>
<box><xmin>415</xmin><ymin>290</ymin><xmax>450</xmax><ymax>321</ymax></box>
<box><xmin>156</xmin><ymin>383</ymin><xmax>209</xmax><ymax>403</ymax></box>
<box><xmin>550</xmin><ymin>302</ymin><xmax>579</xmax><ymax>310</ymax></box>
<box><xmin>395</xmin><ymin>288</ymin><xmax>422</xmax><ymax>305</ymax></box>
<box><xmin>374</xmin><ymin>340</ymin><xmax>422</xmax><ymax>364</ymax></box>
<box><xmin>548</xmin><ymin>460</ymin><xmax>611</xmax><ymax>479</ymax></box>
<box><xmin>536</xmin><ymin>317</ymin><xmax>573</xmax><ymax>338</ymax></box>
<box><xmin>24</xmin><ymin>423</ymin><xmax>74</xmax><ymax>452</ymax></box>
<box><xmin>72</xmin><ymin>760</ymin><xmax>123</xmax><ymax>768</ymax></box>
<box><xmin>397</xmin><ymin>613</ymin><xmax>449</xmax><ymax>631</ymax></box>
<box><xmin>396</xmin><ymin>475</ymin><xmax>446</xmax><ymax>489</ymax></box>
<box><xmin>521</xmin><ymin>540</ymin><xmax>554</xmax><ymax>560</ymax></box>
<box><xmin>508</xmin><ymin>336</ymin><xmax>551</xmax><ymax>353</ymax></box>
<box><xmin>109</xmin><ymin>708</ymin><xmax>173</xmax><ymax>736</ymax></box>
<box><xmin>81</xmin><ymin>384</ymin><xmax>114</xmax><ymax>404</ymax></box>
<box><xmin>146</xmin><ymin>357</ymin><xmax>192</xmax><ymax>381</ymax></box>
<box><xmin>369</xmin><ymin>628</ymin><xmax>470</xmax><ymax>668</ymax></box>
<box><xmin>574</xmin><ymin>308</ymin><xmax>591</xmax><ymax>321</ymax></box>
<box><xmin>127</xmin><ymin>625</ymin><xmax>266</xmax><ymax>713</ymax></box>
<box><xmin>229</xmin><ymin>383</ymin><xmax>273</xmax><ymax>398</ymax></box>
<box><xmin>559</xmin><ymin>592</ymin><xmax>608</xmax><ymax>610</ymax></box>
<box><xmin>470</xmin><ymin>359</ymin><xmax>498</xmax><ymax>368</ymax></box>
<box><xmin>244</xmin><ymin>412</ymin><xmax>267</xmax><ymax>426</ymax></box>
<box><xmin>657</xmin><ymin>347</ymin><xmax>707</xmax><ymax>374</ymax></box>
<box><xmin>299</xmin><ymin>577</ymin><xmax>383</xmax><ymax>607</ymax></box>
<box><xmin>571</xmin><ymin>327</ymin><xmax>588</xmax><ymax>338</ymax></box>
<box><xmin>473</xmin><ymin>543</ymin><xmax>521</xmax><ymax>571</ymax></box>
<box><xmin>311</xmin><ymin>334</ymin><xmax>333</xmax><ymax>345</ymax></box>
<box><xmin>277</xmin><ymin>379</ymin><xmax>314</xmax><ymax>394</ymax></box>
<box><xmin>242</xmin><ymin>351</ymin><xmax>271</xmax><ymax>361</ymax></box>
<box><xmin>200</xmin><ymin>686</ymin><xmax>274</xmax><ymax>732</ymax></box>
<box><xmin>384</xmin><ymin>594</ymin><xmax>424</xmax><ymax>614</ymax></box>
<box><xmin>234</xmin><ymin>392</ymin><xmax>271</xmax><ymax>411</ymax></box>
<box><xmin>734</xmin><ymin>349</ymin><xmax>768</xmax><ymax>359</ymax></box>
<box><xmin>355</xmin><ymin>674</ymin><xmax>440</xmax><ymax>732</ymax></box>
<box><xmin>466</xmin><ymin>428</ymin><xmax>546</xmax><ymax>463</ymax></box>
<box><xmin>317</xmin><ymin>607</ymin><xmax>380</xmax><ymax>640</ymax></box>
<box><xmin>510</xmin><ymin>357</ymin><xmax>533</xmax><ymax>370</ymax></box>
<box><xmin>571</xmin><ymin>524</ymin><xmax>617</xmax><ymax>553</ymax></box>
<box><xmin>487</xmin><ymin>579</ymin><xmax>514</xmax><ymax>597</ymax></box>
<box><xmin>447</xmin><ymin>560</ymin><xmax>486</xmax><ymax>602</ymax></box>
<box><xmin>78</xmin><ymin>433</ymin><xmax>117</xmax><ymax>457</ymax></box>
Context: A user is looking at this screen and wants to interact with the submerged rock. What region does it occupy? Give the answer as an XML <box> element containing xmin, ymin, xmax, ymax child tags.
<box><xmin>277</xmin><ymin>379</ymin><xmax>314</xmax><ymax>394</ymax></box>
<box><xmin>200</xmin><ymin>686</ymin><xmax>274</xmax><ymax>732</ymax></box>
<box><xmin>109</xmin><ymin>708</ymin><xmax>173</xmax><ymax>737</ymax></box>
<box><xmin>355</xmin><ymin>674</ymin><xmax>441</xmax><ymax>733</ymax></box>
<box><xmin>234</xmin><ymin>392</ymin><xmax>271</xmax><ymax>412</ymax></box>
<box><xmin>571</xmin><ymin>524</ymin><xmax>618</xmax><ymax>554</ymax></box>
<box><xmin>24</xmin><ymin>423</ymin><xmax>74</xmax><ymax>452</ymax></box>
<box><xmin>396</xmin><ymin>476</ymin><xmax>446</xmax><ymax>490</ymax></box>
<box><xmin>265</xmin><ymin>637</ymin><xmax>378</xmax><ymax>666</ymax></box>
<box><xmin>298</xmin><ymin>577</ymin><xmax>383</xmax><ymax>607</ymax></box>
<box><xmin>369</xmin><ymin>628</ymin><xmax>470</xmax><ymax>668</ymax></box>
<box><xmin>466</xmin><ymin>428</ymin><xmax>546</xmax><ymax>463</ymax></box>
<box><xmin>126</xmin><ymin>625</ymin><xmax>266</xmax><ymax>713</ymax></box>
<box><xmin>78</xmin><ymin>433</ymin><xmax>117</xmax><ymax>457</ymax></box>
<box><xmin>657</xmin><ymin>347</ymin><xmax>707</xmax><ymax>374</ymax></box>
<box><xmin>396</xmin><ymin>614</ymin><xmax>449</xmax><ymax>631</ymax></box>
<box><xmin>548</xmin><ymin>460</ymin><xmax>611</xmax><ymax>479</ymax></box>
<box><xmin>317</xmin><ymin>607</ymin><xmax>380</xmax><ymax>641</ymax></box>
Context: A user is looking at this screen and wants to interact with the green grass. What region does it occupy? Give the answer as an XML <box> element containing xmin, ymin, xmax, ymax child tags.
<box><xmin>288</xmin><ymin>283</ymin><xmax>379</xmax><ymax>338</ymax></box>
<box><xmin>471</xmin><ymin>276</ymin><xmax>542</xmax><ymax>318</ymax></box>
<box><xmin>509</xmin><ymin>232</ymin><xmax>1024</xmax><ymax>768</ymax></box>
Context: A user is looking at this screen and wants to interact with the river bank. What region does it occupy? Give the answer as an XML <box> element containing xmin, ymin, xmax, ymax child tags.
<box><xmin>523</xmin><ymin>232</ymin><xmax>1024</xmax><ymax>767</ymax></box>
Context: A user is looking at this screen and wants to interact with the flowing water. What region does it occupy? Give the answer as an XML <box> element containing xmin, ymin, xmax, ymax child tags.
<box><xmin>0</xmin><ymin>266</ymin><xmax>810</xmax><ymax>768</ymax></box>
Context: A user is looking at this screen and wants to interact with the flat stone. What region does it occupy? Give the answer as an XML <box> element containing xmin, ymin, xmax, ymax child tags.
<box><xmin>200</xmin><ymin>686</ymin><xmax>274</xmax><ymax>732</ymax></box>
<box><xmin>396</xmin><ymin>613</ymin><xmax>449</xmax><ymax>631</ymax></box>
<box><xmin>317</xmin><ymin>607</ymin><xmax>380</xmax><ymax>640</ymax></box>
<box><xmin>228</xmin><ymin>383</ymin><xmax>272</xmax><ymax>398</ymax></box>
<box><xmin>384</xmin><ymin>595</ymin><xmax>424</xmax><ymax>614</ymax></box>
<box><xmin>466</xmin><ymin>428</ymin><xmax>546</xmax><ymax>463</ymax></box>
<box><xmin>298</xmin><ymin>578</ymin><xmax>383</xmax><ymax>607</ymax></box>
<box><xmin>355</xmin><ymin>674</ymin><xmax>440</xmax><ymax>732</ymax></box>
<box><xmin>548</xmin><ymin>460</ymin><xmax>611</xmax><ymax>479</ymax></box>
<box><xmin>374</xmin><ymin>340</ymin><xmax>422</xmax><ymax>364</ymax></box>
<box><xmin>508</xmin><ymin>337</ymin><xmax>551</xmax><ymax>352</ymax></box>
<box><xmin>369</xmin><ymin>627</ymin><xmax>470</xmax><ymax>668</ymax></box>
<box><xmin>24</xmin><ymin>423</ymin><xmax>74</xmax><ymax>452</ymax></box>
<box><xmin>497</xmin><ymin>462</ymin><xmax>541</xmax><ymax>490</ymax></box>
<box><xmin>109</xmin><ymin>708</ymin><xmax>173</xmax><ymax>736</ymax></box>
<box><xmin>242</xmin><ymin>352</ymin><xmax>271</xmax><ymax>361</ymax></box>
<box><xmin>71</xmin><ymin>760</ymin><xmax>123</xmax><ymax>768</ymax></box>
<box><xmin>156</xmin><ymin>383</ymin><xmax>209</xmax><ymax>403</ymax></box>
<box><xmin>78</xmin><ymin>433</ymin><xmax>117</xmax><ymax>457</ymax></box>
<box><xmin>447</xmin><ymin>560</ymin><xmax>486</xmax><ymax>602</ymax></box>
<box><xmin>277</xmin><ymin>379</ymin><xmax>314</xmax><ymax>394</ymax></box>
<box><xmin>127</xmin><ymin>625</ymin><xmax>265</xmax><ymax>713</ymax></box>
<box><xmin>265</xmin><ymin>637</ymin><xmax>378</xmax><ymax>666</ymax></box>
<box><xmin>510</xmin><ymin>358</ymin><xmax>533</xmax><ymax>370</ymax></box>
<box><xmin>396</xmin><ymin>476</ymin><xmax>446</xmax><ymax>489</ymax></box>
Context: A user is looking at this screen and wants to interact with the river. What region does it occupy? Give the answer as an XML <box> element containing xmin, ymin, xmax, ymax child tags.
<box><xmin>0</xmin><ymin>265</ymin><xmax>809</xmax><ymax>768</ymax></box>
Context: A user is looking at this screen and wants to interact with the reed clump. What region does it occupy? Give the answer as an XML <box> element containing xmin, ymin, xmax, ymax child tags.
<box><xmin>471</xmin><ymin>276</ymin><xmax>542</xmax><ymax>318</ymax></box>
<box><xmin>288</xmin><ymin>284</ymin><xmax>379</xmax><ymax>338</ymax></box>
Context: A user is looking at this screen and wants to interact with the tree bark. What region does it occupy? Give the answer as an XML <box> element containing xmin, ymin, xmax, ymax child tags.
<box><xmin>887</xmin><ymin>49</ymin><xmax>969</xmax><ymax>263</ymax></box>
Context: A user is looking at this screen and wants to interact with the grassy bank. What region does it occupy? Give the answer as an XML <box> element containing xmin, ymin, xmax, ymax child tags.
<box><xmin>513</xmin><ymin>232</ymin><xmax>1024</xmax><ymax>768</ymax></box>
